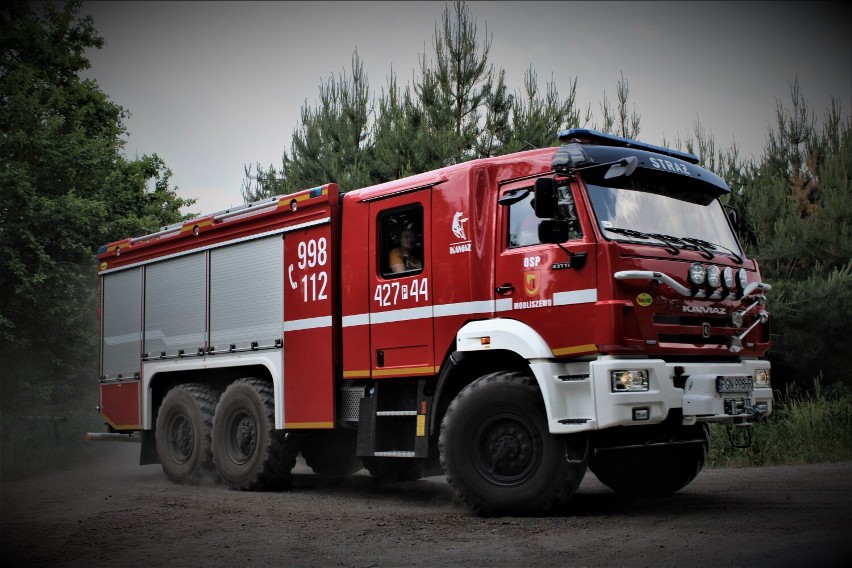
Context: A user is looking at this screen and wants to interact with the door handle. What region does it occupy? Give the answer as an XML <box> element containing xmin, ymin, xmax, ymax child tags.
<box><xmin>496</xmin><ymin>283</ymin><xmax>514</xmax><ymax>295</ymax></box>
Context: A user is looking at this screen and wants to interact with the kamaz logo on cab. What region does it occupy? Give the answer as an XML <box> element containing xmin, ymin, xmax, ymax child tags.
<box><xmin>649</xmin><ymin>156</ymin><xmax>691</xmax><ymax>176</ymax></box>
<box><xmin>683</xmin><ymin>305</ymin><xmax>726</xmax><ymax>315</ymax></box>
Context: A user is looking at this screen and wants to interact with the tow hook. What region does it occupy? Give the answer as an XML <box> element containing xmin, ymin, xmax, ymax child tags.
<box><xmin>725</xmin><ymin>422</ymin><xmax>753</xmax><ymax>449</ymax></box>
<box><xmin>745</xmin><ymin>405</ymin><xmax>766</xmax><ymax>419</ymax></box>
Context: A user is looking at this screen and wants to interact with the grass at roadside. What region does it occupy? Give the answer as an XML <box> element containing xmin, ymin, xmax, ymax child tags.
<box><xmin>708</xmin><ymin>382</ymin><xmax>852</xmax><ymax>467</ymax></box>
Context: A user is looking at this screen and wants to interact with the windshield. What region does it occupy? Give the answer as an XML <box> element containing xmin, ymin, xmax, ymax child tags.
<box><xmin>586</xmin><ymin>183</ymin><xmax>743</xmax><ymax>258</ymax></box>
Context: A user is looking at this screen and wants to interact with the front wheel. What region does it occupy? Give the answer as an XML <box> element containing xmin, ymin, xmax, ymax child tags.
<box><xmin>155</xmin><ymin>383</ymin><xmax>218</xmax><ymax>484</ymax></box>
<box><xmin>212</xmin><ymin>378</ymin><xmax>298</xmax><ymax>490</ymax></box>
<box><xmin>439</xmin><ymin>372</ymin><xmax>588</xmax><ymax>515</ymax></box>
<box><xmin>589</xmin><ymin>423</ymin><xmax>710</xmax><ymax>496</ymax></box>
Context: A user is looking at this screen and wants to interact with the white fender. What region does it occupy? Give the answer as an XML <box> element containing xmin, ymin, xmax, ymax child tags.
<box><xmin>456</xmin><ymin>318</ymin><xmax>594</xmax><ymax>433</ymax></box>
<box><xmin>142</xmin><ymin>352</ymin><xmax>284</xmax><ymax>429</ymax></box>
<box><xmin>456</xmin><ymin>317</ymin><xmax>554</xmax><ymax>360</ymax></box>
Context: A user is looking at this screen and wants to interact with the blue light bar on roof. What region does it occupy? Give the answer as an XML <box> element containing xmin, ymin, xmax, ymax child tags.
<box><xmin>309</xmin><ymin>186</ymin><xmax>324</xmax><ymax>198</ymax></box>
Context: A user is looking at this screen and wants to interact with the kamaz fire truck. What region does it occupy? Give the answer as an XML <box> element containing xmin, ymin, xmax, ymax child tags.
<box><xmin>88</xmin><ymin>129</ymin><xmax>773</xmax><ymax>514</ymax></box>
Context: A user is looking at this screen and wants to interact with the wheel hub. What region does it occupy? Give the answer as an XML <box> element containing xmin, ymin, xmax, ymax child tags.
<box><xmin>227</xmin><ymin>410</ymin><xmax>257</xmax><ymax>464</ymax></box>
<box><xmin>236</xmin><ymin>416</ymin><xmax>256</xmax><ymax>455</ymax></box>
<box><xmin>475</xmin><ymin>415</ymin><xmax>539</xmax><ymax>485</ymax></box>
<box><xmin>169</xmin><ymin>413</ymin><xmax>193</xmax><ymax>464</ymax></box>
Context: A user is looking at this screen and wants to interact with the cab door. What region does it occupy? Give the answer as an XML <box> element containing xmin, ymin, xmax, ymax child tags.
<box><xmin>495</xmin><ymin>180</ymin><xmax>598</xmax><ymax>357</ymax></box>
<box><xmin>368</xmin><ymin>190</ymin><xmax>435</xmax><ymax>378</ymax></box>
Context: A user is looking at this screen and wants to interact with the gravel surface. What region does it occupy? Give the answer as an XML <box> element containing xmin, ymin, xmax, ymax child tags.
<box><xmin>2</xmin><ymin>443</ymin><xmax>851</xmax><ymax>567</ymax></box>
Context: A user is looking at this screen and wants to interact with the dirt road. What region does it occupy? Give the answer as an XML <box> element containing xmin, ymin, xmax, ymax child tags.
<box><xmin>2</xmin><ymin>443</ymin><xmax>850</xmax><ymax>567</ymax></box>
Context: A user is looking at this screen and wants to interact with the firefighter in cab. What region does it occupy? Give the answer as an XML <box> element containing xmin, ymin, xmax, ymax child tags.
<box><xmin>389</xmin><ymin>228</ymin><xmax>422</xmax><ymax>273</ymax></box>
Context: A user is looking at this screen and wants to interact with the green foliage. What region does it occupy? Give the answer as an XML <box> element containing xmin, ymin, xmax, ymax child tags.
<box><xmin>596</xmin><ymin>71</ymin><xmax>640</xmax><ymax>140</ymax></box>
<box><xmin>708</xmin><ymin>380</ymin><xmax>852</xmax><ymax>467</ymax></box>
<box><xmin>671</xmin><ymin>81</ymin><xmax>851</xmax><ymax>395</ymax></box>
<box><xmin>282</xmin><ymin>51</ymin><xmax>374</xmax><ymax>193</ymax></box>
<box><xmin>370</xmin><ymin>72</ymin><xmax>422</xmax><ymax>182</ymax></box>
<box><xmin>498</xmin><ymin>66</ymin><xmax>583</xmax><ymax>154</ymax></box>
<box><xmin>241</xmin><ymin>51</ymin><xmax>374</xmax><ymax>201</ymax></box>
<box><xmin>0</xmin><ymin>393</ymin><xmax>106</xmax><ymax>480</ymax></box>
<box><xmin>0</xmin><ymin>0</ymin><xmax>194</xmax><ymax>419</ymax></box>
<box><xmin>415</xmin><ymin>0</ymin><xmax>502</xmax><ymax>165</ymax></box>
<box><xmin>727</xmin><ymin>81</ymin><xmax>852</xmax><ymax>391</ymax></box>
<box><xmin>244</xmin><ymin>0</ymin><xmax>600</xmax><ymax>199</ymax></box>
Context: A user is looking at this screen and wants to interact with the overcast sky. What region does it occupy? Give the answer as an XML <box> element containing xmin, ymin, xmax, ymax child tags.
<box><xmin>78</xmin><ymin>1</ymin><xmax>851</xmax><ymax>216</ymax></box>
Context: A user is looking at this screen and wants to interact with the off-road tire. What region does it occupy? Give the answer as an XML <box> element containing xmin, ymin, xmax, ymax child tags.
<box><xmin>212</xmin><ymin>378</ymin><xmax>299</xmax><ymax>490</ymax></box>
<box><xmin>155</xmin><ymin>383</ymin><xmax>218</xmax><ymax>484</ymax></box>
<box><xmin>589</xmin><ymin>423</ymin><xmax>710</xmax><ymax>496</ymax></box>
<box><xmin>439</xmin><ymin>371</ymin><xmax>588</xmax><ymax>516</ymax></box>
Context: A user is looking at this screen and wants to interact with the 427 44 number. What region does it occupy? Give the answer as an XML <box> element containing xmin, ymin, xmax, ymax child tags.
<box><xmin>374</xmin><ymin>278</ymin><xmax>429</xmax><ymax>307</ymax></box>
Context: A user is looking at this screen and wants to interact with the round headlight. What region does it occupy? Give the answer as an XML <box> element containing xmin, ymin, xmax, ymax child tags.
<box><xmin>706</xmin><ymin>265</ymin><xmax>721</xmax><ymax>288</ymax></box>
<box><xmin>737</xmin><ymin>268</ymin><xmax>749</xmax><ymax>290</ymax></box>
<box><xmin>688</xmin><ymin>263</ymin><xmax>706</xmax><ymax>286</ymax></box>
<box><xmin>723</xmin><ymin>266</ymin><xmax>735</xmax><ymax>289</ymax></box>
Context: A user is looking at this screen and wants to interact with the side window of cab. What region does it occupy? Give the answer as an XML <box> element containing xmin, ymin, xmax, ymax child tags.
<box><xmin>379</xmin><ymin>205</ymin><xmax>424</xmax><ymax>278</ymax></box>
<box><xmin>507</xmin><ymin>183</ymin><xmax>582</xmax><ymax>248</ymax></box>
<box><xmin>507</xmin><ymin>190</ymin><xmax>541</xmax><ymax>248</ymax></box>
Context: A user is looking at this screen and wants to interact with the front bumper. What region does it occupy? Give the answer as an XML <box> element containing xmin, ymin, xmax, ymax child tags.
<box><xmin>534</xmin><ymin>357</ymin><xmax>772</xmax><ymax>434</ymax></box>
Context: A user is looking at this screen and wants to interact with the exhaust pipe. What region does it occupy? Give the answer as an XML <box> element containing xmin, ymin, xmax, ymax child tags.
<box><xmin>84</xmin><ymin>432</ymin><xmax>141</xmax><ymax>443</ymax></box>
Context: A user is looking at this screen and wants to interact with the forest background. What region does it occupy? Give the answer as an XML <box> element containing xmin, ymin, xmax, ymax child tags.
<box><xmin>1</xmin><ymin>0</ymin><xmax>850</xmax><ymax>476</ymax></box>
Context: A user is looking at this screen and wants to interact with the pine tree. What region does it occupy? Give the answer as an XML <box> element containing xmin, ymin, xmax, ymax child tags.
<box><xmin>735</xmin><ymin>80</ymin><xmax>852</xmax><ymax>393</ymax></box>
<box><xmin>248</xmin><ymin>51</ymin><xmax>375</xmax><ymax>199</ymax></box>
<box><xmin>596</xmin><ymin>72</ymin><xmax>641</xmax><ymax>139</ymax></box>
<box><xmin>370</xmin><ymin>70</ymin><xmax>421</xmax><ymax>182</ymax></box>
<box><xmin>503</xmin><ymin>66</ymin><xmax>584</xmax><ymax>152</ymax></box>
<box><xmin>243</xmin><ymin>0</ymin><xmax>641</xmax><ymax>198</ymax></box>
<box><xmin>413</xmin><ymin>0</ymin><xmax>502</xmax><ymax>168</ymax></box>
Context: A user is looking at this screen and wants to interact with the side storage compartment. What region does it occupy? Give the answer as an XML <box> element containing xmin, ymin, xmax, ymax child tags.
<box><xmin>100</xmin><ymin>267</ymin><xmax>143</xmax><ymax>429</ymax></box>
<box><xmin>144</xmin><ymin>254</ymin><xmax>206</xmax><ymax>359</ymax></box>
<box><xmin>209</xmin><ymin>235</ymin><xmax>284</xmax><ymax>353</ymax></box>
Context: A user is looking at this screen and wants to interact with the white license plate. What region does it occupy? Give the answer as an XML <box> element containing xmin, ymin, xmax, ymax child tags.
<box><xmin>716</xmin><ymin>375</ymin><xmax>753</xmax><ymax>393</ymax></box>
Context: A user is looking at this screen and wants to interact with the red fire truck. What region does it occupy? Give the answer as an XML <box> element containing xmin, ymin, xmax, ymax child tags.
<box><xmin>89</xmin><ymin>129</ymin><xmax>772</xmax><ymax>514</ymax></box>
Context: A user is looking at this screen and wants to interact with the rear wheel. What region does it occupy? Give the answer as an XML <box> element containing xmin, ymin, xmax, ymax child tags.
<box><xmin>155</xmin><ymin>383</ymin><xmax>217</xmax><ymax>484</ymax></box>
<box><xmin>589</xmin><ymin>423</ymin><xmax>710</xmax><ymax>496</ymax></box>
<box><xmin>300</xmin><ymin>430</ymin><xmax>363</xmax><ymax>476</ymax></box>
<box><xmin>212</xmin><ymin>378</ymin><xmax>298</xmax><ymax>490</ymax></box>
<box><xmin>439</xmin><ymin>372</ymin><xmax>588</xmax><ymax>515</ymax></box>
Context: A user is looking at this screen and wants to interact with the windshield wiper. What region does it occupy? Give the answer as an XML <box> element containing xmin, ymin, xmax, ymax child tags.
<box><xmin>645</xmin><ymin>233</ymin><xmax>722</xmax><ymax>261</ymax></box>
<box><xmin>606</xmin><ymin>227</ymin><xmax>724</xmax><ymax>260</ymax></box>
<box><xmin>671</xmin><ymin>236</ymin><xmax>714</xmax><ymax>260</ymax></box>
<box><xmin>604</xmin><ymin>227</ymin><xmax>743</xmax><ymax>263</ymax></box>
<box><xmin>604</xmin><ymin>227</ymin><xmax>680</xmax><ymax>256</ymax></box>
<box><xmin>681</xmin><ymin>237</ymin><xmax>743</xmax><ymax>264</ymax></box>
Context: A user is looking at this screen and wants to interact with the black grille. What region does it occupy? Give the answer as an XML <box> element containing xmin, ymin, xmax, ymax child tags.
<box><xmin>658</xmin><ymin>334</ymin><xmax>729</xmax><ymax>345</ymax></box>
<box><xmin>653</xmin><ymin>313</ymin><xmax>734</xmax><ymax>347</ymax></box>
<box><xmin>654</xmin><ymin>315</ymin><xmax>729</xmax><ymax>327</ymax></box>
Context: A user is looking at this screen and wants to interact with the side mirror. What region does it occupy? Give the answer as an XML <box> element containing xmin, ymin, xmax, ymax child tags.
<box><xmin>534</xmin><ymin>178</ymin><xmax>557</xmax><ymax>218</ymax></box>
<box><xmin>538</xmin><ymin>219</ymin><xmax>571</xmax><ymax>244</ymax></box>
<box><xmin>724</xmin><ymin>205</ymin><xmax>740</xmax><ymax>232</ymax></box>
